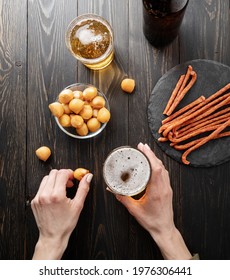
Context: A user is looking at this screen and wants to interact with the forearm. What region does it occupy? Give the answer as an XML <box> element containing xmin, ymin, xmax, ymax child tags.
<box><xmin>32</xmin><ymin>237</ymin><xmax>68</xmax><ymax>260</ymax></box>
<box><xmin>150</xmin><ymin>227</ymin><xmax>192</xmax><ymax>260</ymax></box>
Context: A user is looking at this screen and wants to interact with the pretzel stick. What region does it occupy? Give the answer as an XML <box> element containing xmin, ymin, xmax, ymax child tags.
<box><xmin>163</xmin><ymin>75</ymin><xmax>185</xmax><ymax>115</ymax></box>
<box><xmin>182</xmin><ymin>118</ymin><xmax>230</xmax><ymax>165</ymax></box>
<box><xmin>173</xmin><ymin>131</ymin><xmax>230</xmax><ymax>150</ymax></box>
<box><xmin>162</xmin><ymin>93</ymin><xmax>230</xmax><ymax>137</ymax></box>
<box><xmin>166</xmin><ymin>71</ymin><xmax>197</xmax><ymax>116</ymax></box>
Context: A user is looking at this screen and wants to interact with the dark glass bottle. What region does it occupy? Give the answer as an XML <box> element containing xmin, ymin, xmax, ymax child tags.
<box><xmin>142</xmin><ymin>0</ymin><xmax>189</xmax><ymax>48</ymax></box>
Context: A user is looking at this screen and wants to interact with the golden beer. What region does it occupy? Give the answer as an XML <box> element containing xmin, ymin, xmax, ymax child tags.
<box><xmin>65</xmin><ymin>14</ymin><xmax>114</xmax><ymax>70</ymax></box>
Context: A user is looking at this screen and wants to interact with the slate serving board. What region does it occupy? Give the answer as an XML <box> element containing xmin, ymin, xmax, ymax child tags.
<box><xmin>148</xmin><ymin>59</ymin><xmax>230</xmax><ymax>167</ymax></box>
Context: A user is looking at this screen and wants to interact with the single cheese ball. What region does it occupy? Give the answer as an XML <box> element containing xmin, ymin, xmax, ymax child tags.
<box><xmin>58</xmin><ymin>89</ymin><xmax>74</xmax><ymax>104</ymax></box>
<box><xmin>49</xmin><ymin>102</ymin><xmax>64</xmax><ymax>118</ymax></box>
<box><xmin>35</xmin><ymin>146</ymin><xmax>51</xmax><ymax>161</ymax></box>
<box><xmin>74</xmin><ymin>168</ymin><xmax>89</xmax><ymax>181</ymax></box>
<box><xmin>97</xmin><ymin>107</ymin><xmax>111</xmax><ymax>123</ymax></box>
<box><xmin>121</xmin><ymin>78</ymin><xmax>135</xmax><ymax>93</ymax></box>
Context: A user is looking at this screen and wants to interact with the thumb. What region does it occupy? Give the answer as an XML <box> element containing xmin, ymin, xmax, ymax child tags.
<box><xmin>73</xmin><ymin>173</ymin><xmax>93</xmax><ymax>206</ymax></box>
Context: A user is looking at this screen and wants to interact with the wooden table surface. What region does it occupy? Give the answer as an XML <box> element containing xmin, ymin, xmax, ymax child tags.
<box><xmin>1</xmin><ymin>0</ymin><xmax>230</xmax><ymax>260</ymax></box>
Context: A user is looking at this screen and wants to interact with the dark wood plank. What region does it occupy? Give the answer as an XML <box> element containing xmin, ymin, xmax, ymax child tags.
<box><xmin>1</xmin><ymin>0</ymin><xmax>230</xmax><ymax>260</ymax></box>
<box><xmin>25</xmin><ymin>0</ymin><xmax>79</xmax><ymax>259</ymax></box>
<box><xmin>127</xmin><ymin>0</ymin><xmax>183</xmax><ymax>259</ymax></box>
<box><xmin>0</xmin><ymin>0</ymin><xmax>27</xmax><ymax>259</ymax></box>
<box><xmin>69</xmin><ymin>0</ymin><xmax>131</xmax><ymax>260</ymax></box>
<box><xmin>178</xmin><ymin>0</ymin><xmax>230</xmax><ymax>260</ymax></box>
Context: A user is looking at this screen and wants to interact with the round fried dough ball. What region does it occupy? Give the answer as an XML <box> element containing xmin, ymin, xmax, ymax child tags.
<box><xmin>97</xmin><ymin>107</ymin><xmax>111</xmax><ymax>123</ymax></box>
<box><xmin>35</xmin><ymin>146</ymin><xmax>51</xmax><ymax>161</ymax></box>
<box><xmin>69</xmin><ymin>98</ymin><xmax>85</xmax><ymax>114</ymax></box>
<box><xmin>76</xmin><ymin>123</ymin><xmax>88</xmax><ymax>136</ymax></box>
<box><xmin>90</xmin><ymin>96</ymin><xmax>106</xmax><ymax>109</ymax></box>
<box><xmin>70</xmin><ymin>115</ymin><xmax>84</xmax><ymax>128</ymax></box>
<box><xmin>83</xmin><ymin>86</ymin><xmax>97</xmax><ymax>101</ymax></box>
<box><xmin>49</xmin><ymin>102</ymin><xmax>64</xmax><ymax>118</ymax></box>
<box><xmin>62</xmin><ymin>103</ymin><xmax>72</xmax><ymax>114</ymax></box>
<box><xmin>92</xmin><ymin>109</ymin><xmax>99</xmax><ymax>118</ymax></box>
<box><xmin>74</xmin><ymin>168</ymin><xmax>89</xmax><ymax>181</ymax></box>
<box><xmin>58</xmin><ymin>89</ymin><xmax>74</xmax><ymax>104</ymax></box>
<box><xmin>59</xmin><ymin>114</ymin><xmax>71</xmax><ymax>127</ymax></box>
<box><xmin>121</xmin><ymin>78</ymin><xmax>135</xmax><ymax>93</ymax></box>
<box><xmin>73</xmin><ymin>90</ymin><xmax>83</xmax><ymax>100</ymax></box>
<box><xmin>79</xmin><ymin>104</ymin><xmax>93</xmax><ymax>120</ymax></box>
<box><xmin>87</xmin><ymin>118</ymin><xmax>101</xmax><ymax>132</ymax></box>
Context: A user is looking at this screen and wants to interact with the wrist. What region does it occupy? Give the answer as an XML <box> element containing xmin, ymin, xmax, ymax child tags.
<box><xmin>150</xmin><ymin>227</ymin><xmax>192</xmax><ymax>260</ymax></box>
<box><xmin>32</xmin><ymin>235</ymin><xmax>69</xmax><ymax>260</ymax></box>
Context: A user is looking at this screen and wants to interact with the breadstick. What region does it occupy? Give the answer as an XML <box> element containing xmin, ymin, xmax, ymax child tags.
<box><xmin>177</xmin><ymin>113</ymin><xmax>230</xmax><ymax>138</ymax></box>
<box><xmin>162</xmin><ymin>83</ymin><xmax>230</xmax><ymax>127</ymax></box>
<box><xmin>176</xmin><ymin>106</ymin><xmax>230</xmax><ymax>133</ymax></box>
<box><xmin>182</xmin><ymin>118</ymin><xmax>230</xmax><ymax>165</ymax></box>
<box><xmin>163</xmin><ymin>75</ymin><xmax>185</xmax><ymax>115</ymax></box>
<box><xmin>173</xmin><ymin>131</ymin><xmax>230</xmax><ymax>150</ymax></box>
<box><xmin>168</xmin><ymin>124</ymin><xmax>221</xmax><ymax>144</ymax></box>
<box><xmin>177</xmin><ymin>65</ymin><xmax>193</xmax><ymax>95</ymax></box>
<box><xmin>162</xmin><ymin>93</ymin><xmax>230</xmax><ymax>137</ymax></box>
<box><xmin>159</xmin><ymin>96</ymin><xmax>205</xmax><ymax>133</ymax></box>
<box><xmin>166</xmin><ymin>71</ymin><xmax>197</xmax><ymax>116</ymax></box>
<box><xmin>162</xmin><ymin>96</ymin><xmax>205</xmax><ymax>125</ymax></box>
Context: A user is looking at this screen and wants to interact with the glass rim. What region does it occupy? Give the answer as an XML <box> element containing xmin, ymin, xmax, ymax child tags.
<box><xmin>103</xmin><ymin>146</ymin><xmax>152</xmax><ymax>196</ymax></box>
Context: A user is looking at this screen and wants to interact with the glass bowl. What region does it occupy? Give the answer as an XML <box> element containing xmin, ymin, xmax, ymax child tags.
<box><xmin>54</xmin><ymin>83</ymin><xmax>110</xmax><ymax>139</ymax></box>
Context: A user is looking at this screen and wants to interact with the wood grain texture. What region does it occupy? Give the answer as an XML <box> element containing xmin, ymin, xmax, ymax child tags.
<box><xmin>0</xmin><ymin>0</ymin><xmax>27</xmax><ymax>259</ymax></box>
<box><xmin>0</xmin><ymin>0</ymin><xmax>230</xmax><ymax>260</ymax></box>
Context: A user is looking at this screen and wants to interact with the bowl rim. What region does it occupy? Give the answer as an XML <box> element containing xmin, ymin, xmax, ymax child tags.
<box><xmin>54</xmin><ymin>83</ymin><xmax>110</xmax><ymax>139</ymax></box>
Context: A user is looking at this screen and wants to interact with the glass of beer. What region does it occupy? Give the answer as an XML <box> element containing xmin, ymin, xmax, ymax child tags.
<box><xmin>65</xmin><ymin>14</ymin><xmax>114</xmax><ymax>70</ymax></box>
<box><xmin>103</xmin><ymin>146</ymin><xmax>151</xmax><ymax>196</ymax></box>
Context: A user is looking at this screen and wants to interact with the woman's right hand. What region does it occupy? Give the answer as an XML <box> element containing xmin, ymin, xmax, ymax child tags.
<box><xmin>115</xmin><ymin>143</ymin><xmax>192</xmax><ymax>260</ymax></box>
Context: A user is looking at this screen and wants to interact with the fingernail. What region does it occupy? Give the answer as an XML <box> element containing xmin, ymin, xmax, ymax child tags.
<box><xmin>144</xmin><ymin>143</ymin><xmax>151</xmax><ymax>150</ymax></box>
<box><xmin>115</xmin><ymin>194</ymin><xmax>122</xmax><ymax>201</ymax></box>
<box><xmin>106</xmin><ymin>187</ymin><xmax>113</xmax><ymax>193</ymax></box>
<box><xmin>86</xmin><ymin>173</ymin><xmax>93</xmax><ymax>183</ymax></box>
<box><xmin>138</xmin><ymin>142</ymin><xmax>144</xmax><ymax>147</ymax></box>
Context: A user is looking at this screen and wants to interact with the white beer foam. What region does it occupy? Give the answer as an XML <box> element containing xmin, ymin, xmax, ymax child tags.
<box><xmin>103</xmin><ymin>147</ymin><xmax>151</xmax><ymax>196</ymax></box>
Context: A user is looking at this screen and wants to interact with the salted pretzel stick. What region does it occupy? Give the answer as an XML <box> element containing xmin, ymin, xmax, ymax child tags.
<box><xmin>162</xmin><ymin>93</ymin><xmax>230</xmax><ymax>137</ymax></box>
<box><xmin>176</xmin><ymin>112</ymin><xmax>230</xmax><ymax>138</ymax></box>
<box><xmin>176</xmin><ymin>106</ymin><xmax>230</xmax><ymax>133</ymax></box>
<box><xmin>163</xmin><ymin>75</ymin><xmax>185</xmax><ymax>115</ymax></box>
<box><xmin>182</xmin><ymin>118</ymin><xmax>230</xmax><ymax>165</ymax></box>
<box><xmin>166</xmin><ymin>71</ymin><xmax>197</xmax><ymax>116</ymax></box>
<box><xmin>173</xmin><ymin>131</ymin><xmax>230</xmax><ymax>150</ymax></box>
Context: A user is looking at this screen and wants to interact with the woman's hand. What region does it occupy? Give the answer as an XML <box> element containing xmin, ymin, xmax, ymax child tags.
<box><xmin>31</xmin><ymin>169</ymin><xmax>93</xmax><ymax>260</ymax></box>
<box><xmin>115</xmin><ymin>143</ymin><xmax>192</xmax><ymax>260</ymax></box>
